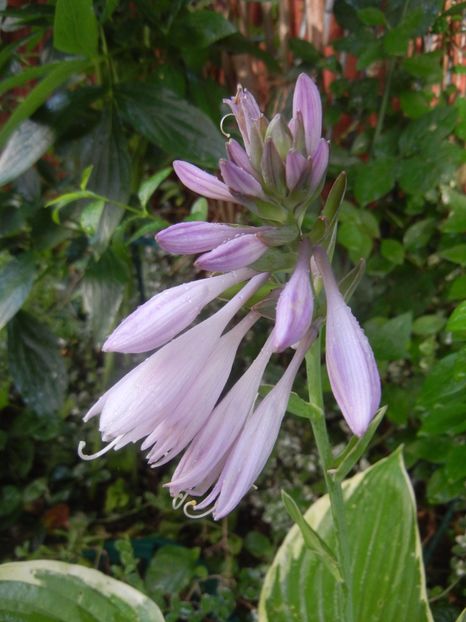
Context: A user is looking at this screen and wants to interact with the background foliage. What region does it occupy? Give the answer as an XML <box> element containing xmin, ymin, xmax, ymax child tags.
<box><xmin>0</xmin><ymin>0</ymin><xmax>465</xmax><ymax>620</ymax></box>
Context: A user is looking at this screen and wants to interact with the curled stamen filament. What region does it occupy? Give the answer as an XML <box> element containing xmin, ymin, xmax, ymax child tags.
<box><xmin>183</xmin><ymin>500</ymin><xmax>214</xmax><ymax>519</ymax></box>
<box><xmin>172</xmin><ymin>492</ymin><xmax>189</xmax><ymax>510</ymax></box>
<box><xmin>77</xmin><ymin>436</ymin><xmax>123</xmax><ymax>461</ymax></box>
<box><xmin>220</xmin><ymin>113</ymin><xmax>235</xmax><ymax>138</ymax></box>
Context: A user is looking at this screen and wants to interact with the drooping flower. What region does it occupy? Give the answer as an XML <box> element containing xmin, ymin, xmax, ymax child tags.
<box><xmin>313</xmin><ymin>246</ymin><xmax>381</xmax><ymax>436</ymax></box>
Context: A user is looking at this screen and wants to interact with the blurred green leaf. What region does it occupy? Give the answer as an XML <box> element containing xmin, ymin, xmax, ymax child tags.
<box><xmin>357</xmin><ymin>7</ymin><xmax>387</xmax><ymax>26</ymax></box>
<box><xmin>412</xmin><ymin>315</ymin><xmax>445</xmax><ymax>336</ymax></box>
<box><xmin>138</xmin><ymin>168</ymin><xmax>172</xmax><ymax>209</ymax></box>
<box><xmin>365</xmin><ymin>313</ymin><xmax>412</xmax><ymax>360</ymax></box>
<box><xmin>439</xmin><ymin>245</ymin><xmax>466</xmax><ymax>267</ymax></box>
<box><xmin>0</xmin><ymin>60</ymin><xmax>90</xmax><ymax>147</ymax></box>
<box><xmin>7</xmin><ymin>311</ymin><xmax>68</xmax><ymax>416</ymax></box>
<box><xmin>381</xmin><ymin>239</ymin><xmax>405</xmax><ymax>265</ymax></box>
<box><xmin>441</xmin><ymin>190</ymin><xmax>466</xmax><ymax>233</ymax></box>
<box><xmin>403</xmin><ymin>51</ymin><xmax>443</xmax><ymax>81</ymax></box>
<box><xmin>447</xmin><ymin>275</ymin><xmax>466</xmax><ymax>301</ymax></box>
<box><xmin>170</xmin><ymin>10</ymin><xmax>236</xmax><ymax>48</ymax></box>
<box><xmin>403</xmin><ymin>218</ymin><xmax>435</xmax><ymax>251</ymax></box>
<box><xmin>116</xmin><ymin>83</ymin><xmax>224</xmax><ymax>167</ymax></box>
<box><xmin>353</xmin><ymin>158</ymin><xmax>396</xmax><ymax>205</ymax></box>
<box><xmin>81</xmin><ymin>248</ymin><xmax>128</xmax><ymax>342</ymax></box>
<box><xmin>446</xmin><ymin>302</ymin><xmax>466</xmax><ymax>338</ymax></box>
<box><xmin>145</xmin><ymin>545</ymin><xmax>201</xmax><ymax>599</ymax></box>
<box><xmin>0</xmin><ymin>254</ymin><xmax>36</xmax><ymax>330</ymax></box>
<box><xmin>53</xmin><ymin>0</ymin><xmax>99</xmax><ymax>57</ymax></box>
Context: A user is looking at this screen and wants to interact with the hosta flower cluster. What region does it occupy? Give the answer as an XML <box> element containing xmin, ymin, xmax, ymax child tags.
<box><xmin>80</xmin><ymin>74</ymin><xmax>380</xmax><ymax>520</ymax></box>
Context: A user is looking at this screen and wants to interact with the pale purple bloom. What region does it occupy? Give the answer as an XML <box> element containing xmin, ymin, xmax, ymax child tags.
<box><xmin>167</xmin><ymin>331</ymin><xmax>276</xmax><ymax>497</ymax></box>
<box><xmin>314</xmin><ymin>246</ymin><xmax>381</xmax><ymax>436</ymax></box>
<box><xmin>273</xmin><ymin>239</ymin><xmax>313</xmax><ymax>352</ymax></box>
<box><xmin>219</xmin><ymin>159</ymin><xmax>265</xmax><ymax>199</ymax></box>
<box><xmin>173</xmin><ymin>160</ymin><xmax>234</xmax><ymax>202</ymax></box>
<box><xmin>141</xmin><ymin>312</ymin><xmax>260</xmax><ymax>467</ymax></box>
<box><xmin>226</xmin><ymin>139</ymin><xmax>258</xmax><ymax>178</ymax></box>
<box><xmin>223</xmin><ymin>86</ymin><xmax>262</xmax><ymax>155</ymax></box>
<box><xmin>310</xmin><ymin>138</ymin><xmax>330</xmax><ymax>193</ymax></box>
<box><xmin>80</xmin><ymin>273</ymin><xmax>268</xmax><ymax>457</ymax></box>
<box><xmin>155</xmin><ymin>222</ymin><xmax>253</xmax><ymax>255</ymax></box>
<box><xmin>285</xmin><ymin>149</ymin><xmax>310</xmax><ymax>192</ymax></box>
<box><xmin>195</xmin><ymin>234</ymin><xmax>268</xmax><ymax>272</ymax></box>
<box><xmin>207</xmin><ymin>331</ymin><xmax>315</xmax><ymax>519</ymax></box>
<box><xmin>291</xmin><ymin>73</ymin><xmax>322</xmax><ymax>157</ymax></box>
<box><xmin>103</xmin><ymin>268</ymin><xmax>255</xmax><ymax>353</ymax></box>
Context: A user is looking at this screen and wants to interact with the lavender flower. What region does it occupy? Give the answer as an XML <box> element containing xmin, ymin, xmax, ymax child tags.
<box><xmin>173</xmin><ymin>73</ymin><xmax>329</xmax><ymax>222</ymax></box>
<box><xmin>314</xmin><ymin>246</ymin><xmax>381</xmax><ymax>436</ymax></box>
<box><xmin>81</xmin><ymin>74</ymin><xmax>382</xmax><ymax>521</ymax></box>
<box><xmin>273</xmin><ymin>239</ymin><xmax>313</xmax><ymax>352</ymax></box>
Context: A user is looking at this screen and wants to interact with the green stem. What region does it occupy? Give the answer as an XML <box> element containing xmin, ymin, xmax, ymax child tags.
<box><xmin>371</xmin><ymin>57</ymin><xmax>395</xmax><ymax>153</ymax></box>
<box><xmin>305</xmin><ymin>335</ymin><xmax>354</xmax><ymax>622</ymax></box>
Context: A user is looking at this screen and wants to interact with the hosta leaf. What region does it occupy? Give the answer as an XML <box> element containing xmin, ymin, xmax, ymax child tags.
<box><xmin>7</xmin><ymin>312</ymin><xmax>67</xmax><ymax>416</ymax></box>
<box><xmin>259</xmin><ymin>450</ymin><xmax>433</xmax><ymax>622</ymax></box>
<box><xmin>0</xmin><ymin>120</ymin><xmax>55</xmax><ymax>186</ymax></box>
<box><xmin>116</xmin><ymin>83</ymin><xmax>224</xmax><ymax>167</ymax></box>
<box><xmin>0</xmin><ymin>254</ymin><xmax>36</xmax><ymax>330</ymax></box>
<box><xmin>0</xmin><ymin>560</ymin><xmax>164</xmax><ymax>621</ymax></box>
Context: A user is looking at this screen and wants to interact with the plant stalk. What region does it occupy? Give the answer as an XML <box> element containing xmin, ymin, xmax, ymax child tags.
<box><xmin>305</xmin><ymin>335</ymin><xmax>354</xmax><ymax>622</ymax></box>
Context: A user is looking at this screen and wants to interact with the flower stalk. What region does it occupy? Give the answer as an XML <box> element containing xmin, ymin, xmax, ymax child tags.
<box><xmin>305</xmin><ymin>335</ymin><xmax>354</xmax><ymax>622</ymax></box>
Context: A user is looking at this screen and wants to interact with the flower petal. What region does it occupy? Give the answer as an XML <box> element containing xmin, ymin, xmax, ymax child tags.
<box><xmin>219</xmin><ymin>159</ymin><xmax>265</xmax><ymax>198</ymax></box>
<box><xmin>195</xmin><ymin>234</ymin><xmax>268</xmax><ymax>272</ymax></box>
<box><xmin>292</xmin><ymin>73</ymin><xmax>322</xmax><ymax>157</ymax></box>
<box><xmin>173</xmin><ymin>160</ymin><xmax>235</xmax><ymax>202</ymax></box>
<box><xmin>314</xmin><ymin>247</ymin><xmax>381</xmax><ymax>436</ymax></box>
<box><xmin>103</xmin><ymin>268</ymin><xmax>255</xmax><ymax>353</ymax></box>
<box><xmin>310</xmin><ymin>138</ymin><xmax>329</xmax><ymax>193</ymax></box>
<box><xmin>285</xmin><ymin>149</ymin><xmax>310</xmax><ymax>192</ymax></box>
<box><xmin>273</xmin><ymin>240</ymin><xmax>313</xmax><ymax>352</ymax></box>
<box><xmin>156</xmin><ymin>222</ymin><xmax>253</xmax><ymax>255</ymax></box>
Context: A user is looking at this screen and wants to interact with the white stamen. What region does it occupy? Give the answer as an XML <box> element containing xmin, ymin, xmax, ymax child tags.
<box><xmin>220</xmin><ymin>113</ymin><xmax>234</xmax><ymax>138</ymax></box>
<box><xmin>172</xmin><ymin>492</ymin><xmax>189</xmax><ymax>510</ymax></box>
<box><xmin>77</xmin><ymin>436</ymin><xmax>123</xmax><ymax>461</ymax></box>
<box><xmin>183</xmin><ymin>500</ymin><xmax>213</xmax><ymax>519</ymax></box>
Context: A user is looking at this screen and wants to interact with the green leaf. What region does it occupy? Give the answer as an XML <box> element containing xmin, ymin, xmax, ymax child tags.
<box><xmin>381</xmin><ymin>238</ymin><xmax>405</xmax><ymax>265</ymax></box>
<box><xmin>439</xmin><ymin>245</ymin><xmax>466</xmax><ymax>266</ymax></box>
<box><xmin>446</xmin><ymin>302</ymin><xmax>466</xmax><ymax>338</ymax></box>
<box><xmin>333</xmin><ymin>406</ymin><xmax>387</xmax><ymax>479</ymax></box>
<box><xmin>403</xmin><ymin>51</ymin><xmax>443</xmax><ymax>81</ymax></box>
<box><xmin>7</xmin><ymin>311</ymin><xmax>67</xmax><ymax>415</ymax></box>
<box><xmin>259</xmin><ymin>451</ymin><xmax>433</xmax><ymax>622</ymax></box>
<box><xmin>116</xmin><ymin>83</ymin><xmax>225</xmax><ymax>167</ymax></box>
<box><xmin>53</xmin><ymin>0</ymin><xmax>99</xmax><ymax>57</ymax></box>
<box><xmin>0</xmin><ymin>560</ymin><xmax>164</xmax><ymax>621</ymax></box>
<box><xmin>0</xmin><ymin>60</ymin><xmax>90</xmax><ymax>148</ymax></box>
<box><xmin>186</xmin><ymin>197</ymin><xmax>208</xmax><ymax>221</ymax></box>
<box><xmin>281</xmin><ymin>490</ymin><xmax>342</xmax><ymax>583</ymax></box>
<box><xmin>0</xmin><ymin>120</ymin><xmax>55</xmax><ymax>186</ymax></box>
<box><xmin>145</xmin><ymin>545</ymin><xmax>201</xmax><ymax>599</ymax></box>
<box><xmin>365</xmin><ymin>312</ymin><xmax>412</xmax><ymax>360</ymax></box>
<box><xmin>441</xmin><ymin>190</ymin><xmax>466</xmax><ymax>233</ymax></box>
<box><xmin>403</xmin><ymin>218</ymin><xmax>435</xmax><ymax>251</ymax></box>
<box><xmin>456</xmin><ymin>609</ymin><xmax>466</xmax><ymax>622</ymax></box>
<box><xmin>0</xmin><ymin>254</ymin><xmax>36</xmax><ymax>330</ymax></box>
<box><xmin>78</xmin><ymin>109</ymin><xmax>132</xmax><ymax>253</ymax></box>
<box><xmin>413</xmin><ymin>315</ymin><xmax>446</xmax><ymax>336</ymax></box>
<box><xmin>138</xmin><ymin>168</ymin><xmax>172</xmax><ymax>209</ymax></box>
<box><xmin>353</xmin><ymin>158</ymin><xmax>396</xmax><ymax>206</ymax></box>
<box><xmin>357</xmin><ymin>7</ymin><xmax>387</xmax><ymax>26</ymax></box>
<box><xmin>447</xmin><ymin>275</ymin><xmax>466</xmax><ymax>302</ymax></box>
<box><xmin>399</xmin><ymin>91</ymin><xmax>431</xmax><ymax>119</ymax></box>
<box><xmin>171</xmin><ymin>10</ymin><xmax>236</xmax><ymax>48</ymax></box>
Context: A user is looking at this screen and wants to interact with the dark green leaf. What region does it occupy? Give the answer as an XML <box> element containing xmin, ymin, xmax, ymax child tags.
<box><xmin>403</xmin><ymin>218</ymin><xmax>435</xmax><ymax>250</ymax></box>
<box><xmin>81</xmin><ymin>248</ymin><xmax>128</xmax><ymax>342</ymax></box>
<box><xmin>412</xmin><ymin>315</ymin><xmax>445</xmax><ymax>336</ymax></box>
<box><xmin>403</xmin><ymin>51</ymin><xmax>443</xmax><ymax>81</ymax></box>
<box><xmin>170</xmin><ymin>10</ymin><xmax>236</xmax><ymax>48</ymax></box>
<box><xmin>0</xmin><ymin>60</ymin><xmax>90</xmax><ymax>147</ymax></box>
<box><xmin>53</xmin><ymin>0</ymin><xmax>99</xmax><ymax>57</ymax></box>
<box><xmin>357</xmin><ymin>7</ymin><xmax>387</xmax><ymax>26</ymax></box>
<box><xmin>138</xmin><ymin>168</ymin><xmax>172</xmax><ymax>209</ymax></box>
<box><xmin>7</xmin><ymin>311</ymin><xmax>67</xmax><ymax>415</ymax></box>
<box><xmin>0</xmin><ymin>254</ymin><xmax>36</xmax><ymax>330</ymax></box>
<box><xmin>380</xmin><ymin>239</ymin><xmax>405</xmax><ymax>265</ymax></box>
<box><xmin>116</xmin><ymin>83</ymin><xmax>225</xmax><ymax>167</ymax></box>
<box><xmin>0</xmin><ymin>120</ymin><xmax>55</xmax><ymax>186</ymax></box>
<box><xmin>365</xmin><ymin>313</ymin><xmax>412</xmax><ymax>360</ymax></box>
<box><xmin>439</xmin><ymin>245</ymin><xmax>466</xmax><ymax>266</ymax></box>
<box><xmin>145</xmin><ymin>545</ymin><xmax>201</xmax><ymax>598</ymax></box>
<box><xmin>446</xmin><ymin>302</ymin><xmax>466</xmax><ymax>338</ymax></box>
<box><xmin>353</xmin><ymin>158</ymin><xmax>396</xmax><ymax>205</ymax></box>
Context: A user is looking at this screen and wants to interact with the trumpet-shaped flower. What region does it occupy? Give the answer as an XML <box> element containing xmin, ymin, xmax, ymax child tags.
<box><xmin>103</xmin><ymin>267</ymin><xmax>255</xmax><ymax>353</ymax></box>
<box><xmin>195</xmin><ymin>234</ymin><xmax>268</xmax><ymax>272</ymax></box>
<box><xmin>314</xmin><ymin>246</ymin><xmax>381</xmax><ymax>436</ymax></box>
<box><xmin>155</xmin><ymin>222</ymin><xmax>254</xmax><ymax>254</ymax></box>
